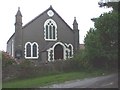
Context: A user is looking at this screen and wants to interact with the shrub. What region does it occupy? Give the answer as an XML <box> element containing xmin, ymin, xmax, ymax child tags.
<box><xmin>2</xmin><ymin>58</ymin><xmax>81</xmax><ymax>81</ymax></box>
<box><xmin>2</xmin><ymin>51</ymin><xmax>17</xmax><ymax>67</ymax></box>
<box><xmin>19</xmin><ymin>60</ymin><xmax>33</xmax><ymax>67</ymax></box>
<box><xmin>73</xmin><ymin>50</ymin><xmax>91</xmax><ymax>69</ymax></box>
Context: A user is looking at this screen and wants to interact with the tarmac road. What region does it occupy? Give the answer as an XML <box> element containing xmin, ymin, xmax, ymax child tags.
<box><xmin>41</xmin><ymin>73</ymin><xmax>118</xmax><ymax>88</ymax></box>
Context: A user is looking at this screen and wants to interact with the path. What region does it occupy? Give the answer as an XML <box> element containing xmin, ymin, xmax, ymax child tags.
<box><xmin>41</xmin><ymin>73</ymin><xmax>118</xmax><ymax>88</ymax></box>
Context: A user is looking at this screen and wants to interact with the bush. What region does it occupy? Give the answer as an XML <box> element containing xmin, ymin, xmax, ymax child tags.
<box><xmin>2</xmin><ymin>58</ymin><xmax>80</xmax><ymax>82</ymax></box>
<box><xmin>73</xmin><ymin>50</ymin><xmax>91</xmax><ymax>69</ymax></box>
<box><xmin>2</xmin><ymin>51</ymin><xmax>17</xmax><ymax>67</ymax></box>
<box><xmin>72</xmin><ymin>48</ymin><xmax>118</xmax><ymax>71</ymax></box>
<box><xmin>18</xmin><ymin>60</ymin><xmax>33</xmax><ymax>67</ymax></box>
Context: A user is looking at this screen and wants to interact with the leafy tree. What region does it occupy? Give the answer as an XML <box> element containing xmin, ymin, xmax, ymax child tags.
<box><xmin>84</xmin><ymin>11</ymin><xmax>118</xmax><ymax>69</ymax></box>
<box><xmin>95</xmin><ymin>12</ymin><xmax>118</xmax><ymax>59</ymax></box>
<box><xmin>98</xmin><ymin>1</ymin><xmax>119</xmax><ymax>12</ymax></box>
<box><xmin>73</xmin><ymin>1</ymin><xmax>119</xmax><ymax>70</ymax></box>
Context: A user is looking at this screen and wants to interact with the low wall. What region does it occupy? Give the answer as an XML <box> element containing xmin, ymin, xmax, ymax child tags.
<box><xmin>2</xmin><ymin>59</ymin><xmax>79</xmax><ymax>82</ymax></box>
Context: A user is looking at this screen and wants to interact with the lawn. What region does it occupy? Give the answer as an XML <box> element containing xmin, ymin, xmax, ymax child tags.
<box><xmin>2</xmin><ymin>69</ymin><xmax>110</xmax><ymax>88</ymax></box>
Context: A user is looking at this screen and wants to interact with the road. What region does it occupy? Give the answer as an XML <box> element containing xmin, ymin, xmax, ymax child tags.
<box><xmin>41</xmin><ymin>73</ymin><xmax>118</xmax><ymax>88</ymax></box>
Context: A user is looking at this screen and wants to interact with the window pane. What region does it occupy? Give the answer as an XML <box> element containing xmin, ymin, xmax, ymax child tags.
<box><xmin>33</xmin><ymin>44</ymin><xmax>37</xmax><ymax>57</ymax></box>
<box><xmin>26</xmin><ymin>44</ymin><xmax>31</xmax><ymax>57</ymax></box>
<box><xmin>53</xmin><ymin>26</ymin><xmax>55</xmax><ymax>39</ymax></box>
<box><xmin>49</xmin><ymin>25</ymin><xmax>52</xmax><ymax>39</ymax></box>
<box><xmin>66</xmin><ymin>50</ymin><xmax>68</xmax><ymax>59</ymax></box>
<box><xmin>44</xmin><ymin>19</ymin><xmax>57</xmax><ymax>40</ymax></box>
<box><xmin>46</xmin><ymin>25</ymin><xmax>48</xmax><ymax>39</ymax></box>
<box><xmin>69</xmin><ymin>46</ymin><xmax>72</xmax><ymax>57</ymax></box>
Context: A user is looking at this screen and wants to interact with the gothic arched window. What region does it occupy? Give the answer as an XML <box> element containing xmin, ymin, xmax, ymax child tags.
<box><xmin>26</xmin><ymin>43</ymin><xmax>31</xmax><ymax>57</ymax></box>
<box><xmin>44</xmin><ymin>19</ymin><xmax>57</xmax><ymax>40</ymax></box>
<box><xmin>25</xmin><ymin>42</ymin><xmax>39</xmax><ymax>59</ymax></box>
<box><xmin>68</xmin><ymin>44</ymin><xmax>73</xmax><ymax>58</ymax></box>
<box><xmin>32</xmin><ymin>42</ymin><xmax>38</xmax><ymax>57</ymax></box>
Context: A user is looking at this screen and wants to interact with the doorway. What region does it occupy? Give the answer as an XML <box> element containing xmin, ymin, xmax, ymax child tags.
<box><xmin>54</xmin><ymin>44</ymin><xmax>63</xmax><ymax>60</ymax></box>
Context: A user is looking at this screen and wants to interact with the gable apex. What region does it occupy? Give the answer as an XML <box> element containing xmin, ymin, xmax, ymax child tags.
<box><xmin>50</xmin><ymin>5</ymin><xmax>53</xmax><ymax>9</ymax></box>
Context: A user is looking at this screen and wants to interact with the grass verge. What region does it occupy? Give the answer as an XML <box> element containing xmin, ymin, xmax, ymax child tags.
<box><xmin>2</xmin><ymin>69</ymin><xmax>110</xmax><ymax>88</ymax></box>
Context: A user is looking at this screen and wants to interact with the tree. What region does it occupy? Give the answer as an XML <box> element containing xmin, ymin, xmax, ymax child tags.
<box><xmin>73</xmin><ymin>1</ymin><xmax>119</xmax><ymax>70</ymax></box>
<box><xmin>84</xmin><ymin>11</ymin><xmax>118</xmax><ymax>69</ymax></box>
<box><xmin>98</xmin><ymin>1</ymin><xmax>119</xmax><ymax>12</ymax></box>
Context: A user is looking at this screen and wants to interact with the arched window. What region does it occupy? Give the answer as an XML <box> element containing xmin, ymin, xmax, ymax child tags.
<box><xmin>11</xmin><ymin>39</ymin><xmax>14</xmax><ymax>57</ymax></box>
<box><xmin>44</xmin><ymin>19</ymin><xmax>57</xmax><ymax>40</ymax></box>
<box><xmin>68</xmin><ymin>44</ymin><xmax>73</xmax><ymax>58</ymax></box>
<box><xmin>69</xmin><ymin>46</ymin><xmax>72</xmax><ymax>57</ymax></box>
<box><xmin>33</xmin><ymin>44</ymin><xmax>37</xmax><ymax>57</ymax></box>
<box><xmin>25</xmin><ymin>42</ymin><xmax>39</xmax><ymax>59</ymax></box>
<box><xmin>26</xmin><ymin>43</ymin><xmax>31</xmax><ymax>57</ymax></box>
<box><xmin>32</xmin><ymin>42</ymin><xmax>38</xmax><ymax>58</ymax></box>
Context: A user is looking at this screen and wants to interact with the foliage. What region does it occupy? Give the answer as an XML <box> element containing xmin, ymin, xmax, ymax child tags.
<box><xmin>18</xmin><ymin>60</ymin><xmax>33</xmax><ymax>67</ymax></box>
<box><xmin>2</xmin><ymin>59</ymin><xmax>80</xmax><ymax>82</ymax></box>
<box><xmin>73</xmin><ymin>11</ymin><xmax>118</xmax><ymax>70</ymax></box>
<box><xmin>73</xmin><ymin>50</ymin><xmax>90</xmax><ymax>69</ymax></box>
<box><xmin>2</xmin><ymin>51</ymin><xmax>17</xmax><ymax>67</ymax></box>
<box><xmin>83</xmin><ymin>11</ymin><xmax>118</xmax><ymax>69</ymax></box>
<box><xmin>98</xmin><ymin>2</ymin><xmax>118</xmax><ymax>12</ymax></box>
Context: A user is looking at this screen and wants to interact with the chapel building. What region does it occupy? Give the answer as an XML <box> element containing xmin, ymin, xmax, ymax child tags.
<box><xmin>6</xmin><ymin>6</ymin><xmax>79</xmax><ymax>62</ymax></box>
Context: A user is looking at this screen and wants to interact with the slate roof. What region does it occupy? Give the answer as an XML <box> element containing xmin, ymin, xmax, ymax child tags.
<box><xmin>40</xmin><ymin>42</ymin><xmax>57</xmax><ymax>52</ymax></box>
<box><xmin>7</xmin><ymin>33</ymin><xmax>15</xmax><ymax>44</ymax></box>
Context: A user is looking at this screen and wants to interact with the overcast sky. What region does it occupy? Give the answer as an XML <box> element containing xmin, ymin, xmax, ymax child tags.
<box><xmin>0</xmin><ymin>0</ymin><xmax>112</xmax><ymax>51</ymax></box>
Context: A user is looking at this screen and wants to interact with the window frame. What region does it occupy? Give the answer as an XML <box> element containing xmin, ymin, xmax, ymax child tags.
<box><xmin>26</xmin><ymin>42</ymin><xmax>31</xmax><ymax>57</ymax></box>
<box><xmin>44</xmin><ymin>19</ymin><xmax>57</xmax><ymax>41</ymax></box>
<box><xmin>25</xmin><ymin>42</ymin><xmax>39</xmax><ymax>59</ymax></box>
<box><xmin>68</xmin><ymin>44</ymin><xmax>73</xmax><ymax>58</ymax></box>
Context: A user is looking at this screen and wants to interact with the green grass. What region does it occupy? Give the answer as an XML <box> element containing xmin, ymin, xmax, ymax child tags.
<box><xmin>2</xmin><ymin>69</ymin><xmax>109</xmax><ymax>88</ymax></box>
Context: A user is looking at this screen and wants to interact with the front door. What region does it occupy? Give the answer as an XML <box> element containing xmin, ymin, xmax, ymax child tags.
<box><xmin>54</xmin><ymin>44</ymin><xmax>63</xmax><ymax>60</ymax></box>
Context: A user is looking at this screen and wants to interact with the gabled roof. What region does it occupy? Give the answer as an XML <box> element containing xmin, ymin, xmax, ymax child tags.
<box><xmin>7</xmin><ymin>33</ymin><xmax>15</xmax><ymax>44</ymax></box>
<box><xmin>22</xmin><ymin>6</ymin><xmax>73</xmax><ymax>31</ymax></box>
<box><xmin>41</xmin><ymin>41</ymin><xmax>68</xmax><ymax>52</ymax></box>
<box><xmin>7</xmin><ymin>6</ymin><xmax>74</xmax><ymax>44</ymax></box>
<box><xmin>41</xmin><ymin>41</ymin><xmax>57</xmax><ymax>52</ymax></box>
